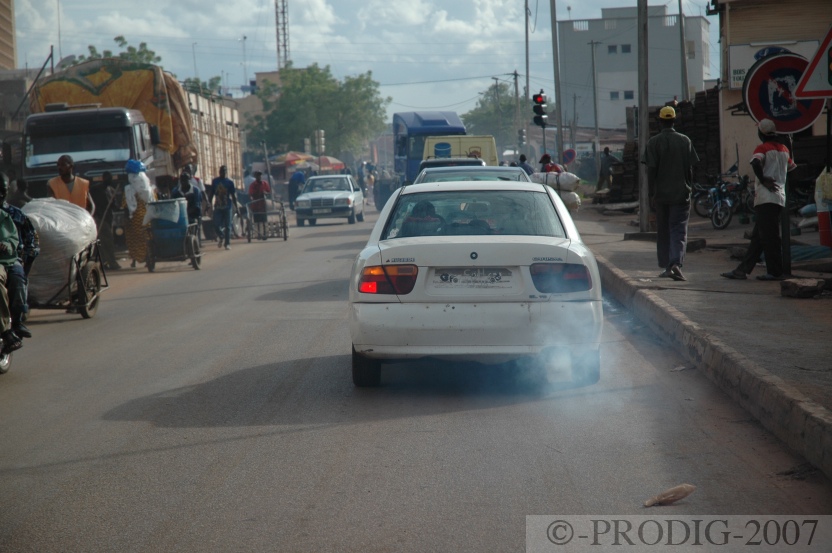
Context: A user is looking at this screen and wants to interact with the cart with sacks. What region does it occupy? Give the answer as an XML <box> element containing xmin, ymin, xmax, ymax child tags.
<box><xmin>23</xmin><ymin>198</ymin><xmax>109</xmax><ymax>319</ymax></box>
<box><xmin>144</xmin><ymin>197</ymin><xmax>202</xmax><ymax>272</ymax></box>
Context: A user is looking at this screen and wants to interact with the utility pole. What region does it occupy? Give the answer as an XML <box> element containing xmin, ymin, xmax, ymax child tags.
<box><xmin>525</xmin><ymin>0</ymin><xmax>530</xmax><ymax>100</ymax></box>
<box><xmin>572</xmin><ymin>93</ymin><xmax>577</xmax><ymax>149</ymax></box>
<box><xmin>550</xmin><ymin>0</ymin><xmax>565</xmax><ymax>166</ymax></box>
<box><xmin>678</xmin><ymin>0</ymin><xmax>690</xmax><ymax>101</ymax></box>
<box><xmin>513</xmin><ymin>70</ymin><xmax>520</xmax><ymax>151</ymax></box>
<box><xmin>638</xmin><ymin>0</ymin><xmax>650</xmax><ymax>232</ymax></box>
<box><xmin>589</xmin><ymin>40</ymin><xmax>601</xmax><ymax>182</ymax></box>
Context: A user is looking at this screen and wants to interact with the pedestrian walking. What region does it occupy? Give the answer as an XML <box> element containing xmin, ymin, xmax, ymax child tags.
<box><xmin>47</xmin><ymin>155</ymin><xmax>95</xmax><ymax>214</ymax></box>
<box><xmin>212</xmin><ymin>165</ymin><xmax>238</xmax><ymax>250</ymax></box>
<box><xmin>720</xmin><ymin>118</ymin><xmax>796</xmax><ymax>281</ymax></box>
<box><xmin>89</xmin><ymin>171</ymin><xmax>121</xmax><ymax>270</ymax></box>
<box><xmin>596</xmin><ymin>147</ymin><xmax>616</xmax><ymax>191</ymax></box>
<box><xmin>248</xmin><ymin>170</ymin><xmax>271</xmax><ymax>239</ymax></box>
<box><xmin>122</xmin><ymin>159</ymin><xmax>156</xmax><ymax>268</ymax></box>
<box><xmin>642</xmin><ymin>105</ymin><xmax>699</xmax><ymax>281</ymax></box>
<box><xmin>518</xmin><ymin>154</ymin><xmax>535</xmax><ymax>175</ymax></box>
<box><xmin>289</xmin><ymin>169</ymin><xmax>305</xmax><ymax>211</ymax></box>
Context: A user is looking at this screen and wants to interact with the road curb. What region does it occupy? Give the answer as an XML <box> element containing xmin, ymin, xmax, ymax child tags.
<box><xmin>595</xmin><ymin>253</ymin><xmax>832</xmax><ymax>480</ymax></box>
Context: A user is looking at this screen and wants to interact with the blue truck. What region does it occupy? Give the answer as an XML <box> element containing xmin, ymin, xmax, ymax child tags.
<box><xmin>373</xmin><ymin>111</ymin><xmax>466</xmax><ymax>209</ymax></box>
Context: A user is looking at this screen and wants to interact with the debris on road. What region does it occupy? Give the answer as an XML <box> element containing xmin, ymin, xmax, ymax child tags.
<box><xmin>643</xmin><ymin>483</ymin><xmax>697</xmax><ymax>507</ymax></box>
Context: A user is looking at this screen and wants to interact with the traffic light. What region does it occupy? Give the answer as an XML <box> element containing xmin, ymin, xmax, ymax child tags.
<box><xmin>533</xmin><ymin>90</ymin><xmax>548</xmax><ymax>128</ymax></box>
<box><xmin>304</xmin><ymin>137</ymin><xmax>311</xmax><ymax>154</ymax></box>
<box><xmin>314</xmin><ymin>129</ymin><xmax>325</xmax><ymax>154</ymax></box>
<box><xmin>517</xmin><ymin>129</ymin><xmax>526</xmax><ymax>147</ymax></box>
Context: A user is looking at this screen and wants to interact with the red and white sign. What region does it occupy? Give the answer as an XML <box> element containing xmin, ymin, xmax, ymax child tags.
<box><xmin>742</xmin><ymin>53</ymin><xmax>825</xmax><ymax>133</ymax></box>
<box><xmin>794</xmin><ymin>24</ymin><xmax>832</xmax><ymax>98</ymax></box>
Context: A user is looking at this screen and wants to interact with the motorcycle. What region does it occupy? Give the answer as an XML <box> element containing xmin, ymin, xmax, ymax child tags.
<box><xmin>710</xmin><ymin>175</ymin><xmax>750</xmax><ymax>230</ymax></box>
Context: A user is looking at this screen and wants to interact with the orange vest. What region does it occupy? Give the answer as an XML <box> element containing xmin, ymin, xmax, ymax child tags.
<box><xmin>48</xmin><ymin>176</ymin><xmax>90</xmax><ymax>209</ymax></box>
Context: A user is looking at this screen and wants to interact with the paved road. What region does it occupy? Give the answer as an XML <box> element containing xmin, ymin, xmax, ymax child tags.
<box><xmin>0</xmin><ymin>210</ymin><xmax>829</xmax><ymax>552</ymax></box>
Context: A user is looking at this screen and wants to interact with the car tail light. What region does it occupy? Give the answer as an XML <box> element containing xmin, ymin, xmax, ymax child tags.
<box><xmin>358</xmin><ymin>265</ymin><xmax>418</xmax><ymax>295</ymax></box>
<box><xmin>530</xmin><ymin>263</ymin><xmax>592</xmax><ymax>293</ymax></box>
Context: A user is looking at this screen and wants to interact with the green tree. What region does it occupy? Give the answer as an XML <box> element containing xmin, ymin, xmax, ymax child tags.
<box><xmin>75</xmin><ymin>36</ymin><xmax>162</xmax><ymax>64</ymax></box>
<box><xmin>461</xmin><ymin>81</ymin><xmax>520</xmax><ymax>153</ymax></box>
<box><xmin>183</xmin><ymin>76</ymin><xmax>223</xmax><ymax>97</ymax></box>
<box><xmin>247</xmin><ymin>63</ymin><xmax>389</xmax><ymax>160</ymax></box>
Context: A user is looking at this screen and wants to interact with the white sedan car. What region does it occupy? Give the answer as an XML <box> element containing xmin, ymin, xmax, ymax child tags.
<box><xmin>295</xmin><ymin>175</ymin><xmax>364</xmax><ymax>226</ymax></box>
<box><xmin>349</xmin><ymin>181</ymin><xmax>603</xmax><ymax>387</ymax></box>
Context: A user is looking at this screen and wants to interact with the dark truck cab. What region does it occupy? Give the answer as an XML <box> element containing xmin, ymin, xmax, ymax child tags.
<box><xmin>6</xmin><ymin>105</ymin><xmax>156</xmax><ymax>199</ymax></box>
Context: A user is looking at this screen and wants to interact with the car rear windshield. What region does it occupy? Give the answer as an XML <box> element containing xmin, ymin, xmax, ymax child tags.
<box><xmin>301</xmin><ymin>178</ymin><xmax>351</xmax><ymax>193</ymax></box>
<box><xmin>382</xmin><ymin>190</ymin><xmax>566</xmax><ymax>239</ymax></box>
<box><xmin>415</xmin><ymin>169</ymin><xmax>530</xmax><ymax>183</ymax></box>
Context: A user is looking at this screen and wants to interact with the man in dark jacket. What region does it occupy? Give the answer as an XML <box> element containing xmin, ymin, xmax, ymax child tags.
<box><xmin>642</xmin><ymin>105</ymin><xmax>699</xmax><ymax>282</ymax></box>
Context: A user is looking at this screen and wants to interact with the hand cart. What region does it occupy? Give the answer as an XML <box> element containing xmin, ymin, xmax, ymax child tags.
<box><xmin>244</xmin><ymin>194</ymin><xmax>288</xmax><ymax>242</ymax></box>
<box><xmin>144</xmin><ymin>198</ymin><xmax>202</xmax><ymax>272</ymax></box>
<box><xmin>28</xmin><ymin>240</ymin><xmax>110</xmax><ymax>319</ymax></box>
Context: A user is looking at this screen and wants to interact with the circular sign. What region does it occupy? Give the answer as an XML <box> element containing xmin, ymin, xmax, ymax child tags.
<box><xmin>562</xmin><ymin>148</ymin><xmax>577</xmax><ymax>166</ymax></box>
<box><xmin>742</xmin><ymin>53</ymin><xmax>825</xmax><ymax>133</ymax></box>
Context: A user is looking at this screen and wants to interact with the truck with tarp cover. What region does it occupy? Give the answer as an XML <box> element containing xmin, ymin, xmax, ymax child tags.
<box><xmin>2</xmin><ymin>58</ymin><xmax>242</xmax><ymax>199</ymax></box>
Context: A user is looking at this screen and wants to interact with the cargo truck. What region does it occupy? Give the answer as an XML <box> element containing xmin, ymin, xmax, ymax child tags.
<box><xmin>373</xmin><ymin>111</ymin><xmax>466</xmax><ymax>209</ymax></box>
<box><xmin>2</xmin><ymin>58</ymin><xmax>242</xmax><ymax>203</ymax></box>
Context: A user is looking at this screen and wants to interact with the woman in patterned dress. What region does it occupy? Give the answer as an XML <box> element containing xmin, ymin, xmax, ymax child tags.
<box><xmin>122</xmin><ymin>160</ymin><xmax>156</xmax><ymax>267</ymax></box>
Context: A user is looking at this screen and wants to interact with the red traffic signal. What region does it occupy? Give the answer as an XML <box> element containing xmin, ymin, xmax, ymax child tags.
<box><xmin>532</xmin><ymin>90</ymin><xmax>548</xmax><ymax>127</ymax></box>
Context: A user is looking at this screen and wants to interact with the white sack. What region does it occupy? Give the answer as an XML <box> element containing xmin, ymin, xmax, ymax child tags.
<box><xmin>559</xmin><ymin>191</ymin><xmax>581</xmax><ymax>212</ymax></box>
<box><xmin>530</xmin><ymin>171</ymin><xmax>580</xmax><ymax>192</ymax></box>
<box><xmin>23</xmin><ymin>198</ymin><xmax>97</xmax><ymax>305</ymax></box>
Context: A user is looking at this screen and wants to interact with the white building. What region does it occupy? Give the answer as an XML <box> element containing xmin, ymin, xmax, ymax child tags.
<box><xmin>557</xmin><ymin>6</ymin><xmax>711</xmax><ymax>130</ymax></box>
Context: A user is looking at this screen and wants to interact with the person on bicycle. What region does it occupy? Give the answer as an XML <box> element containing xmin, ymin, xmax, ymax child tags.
<box><xmin>248</xmin><ymin>171</ymin><xmax>272</xmax><ymax>240</ymax></box>
<box><xmin>720</xmin><ymin>118</ymin><xmax>796</xmax><ymax>281</ymax></box>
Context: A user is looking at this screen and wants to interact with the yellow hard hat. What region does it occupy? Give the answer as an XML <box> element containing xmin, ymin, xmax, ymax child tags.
<box><xmin>659</xmin><ymin>106</ymin><xmax>676</xmax><ymax>120</ymax></box>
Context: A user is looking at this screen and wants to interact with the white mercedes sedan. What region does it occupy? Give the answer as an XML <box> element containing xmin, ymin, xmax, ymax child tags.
<box><xmin>349</xmin><ymin>181</ymin><xmax>603</xmax><ymax>387</ymax></box>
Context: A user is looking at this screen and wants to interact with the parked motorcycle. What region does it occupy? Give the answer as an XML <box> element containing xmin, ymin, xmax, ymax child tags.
<box><xmin>710</xmin><ymin>175</ymin><xmax>751</xmax><ymax>230</ymax></box>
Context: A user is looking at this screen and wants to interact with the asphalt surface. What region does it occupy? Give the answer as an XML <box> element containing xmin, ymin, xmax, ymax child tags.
<box><xmin>573</xmin><ymin>196</ymin><xmax>832</xmax><ymax>481</ymax></box>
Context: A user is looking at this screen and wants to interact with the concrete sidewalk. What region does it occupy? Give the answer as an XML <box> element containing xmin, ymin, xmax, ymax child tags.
<box><xmin>573</xmin><ymin>203</ymin><xmax>832</xmax><ymax>480</ymax></box>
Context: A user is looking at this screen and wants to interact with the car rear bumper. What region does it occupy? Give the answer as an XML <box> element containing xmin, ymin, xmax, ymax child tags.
<box><xmin>296</xmin><ymin>206</ymin><xmax>353</xmax><ymax>219</ymax></box>
<box><xmin>350</xmin><ymin>300</ymin><xmax>603</xmax><ymax>362</ymax></box>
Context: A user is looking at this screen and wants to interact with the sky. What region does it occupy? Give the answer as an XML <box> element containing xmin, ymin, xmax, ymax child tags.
<box><xmin>14</xmin><ymin>0</ymin><xmax>720</xmax><ymax>121</ymax></box>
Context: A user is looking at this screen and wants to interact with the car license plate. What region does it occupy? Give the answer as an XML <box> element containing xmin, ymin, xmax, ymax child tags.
<box><xmin>431</xmin><ymin>268</ymin><xmax>513</xmax><ymax>289</ymax></box>
<box><xmin>313</xmin><ymin>208</ymin><xmax>331</xmax><ymax>214</ymax></box>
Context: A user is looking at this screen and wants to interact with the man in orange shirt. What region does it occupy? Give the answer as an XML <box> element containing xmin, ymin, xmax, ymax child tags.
<box><xmin>47</xmin><ymin>155</ymin><xmax>95</xmax><ymax>214</ymax></box>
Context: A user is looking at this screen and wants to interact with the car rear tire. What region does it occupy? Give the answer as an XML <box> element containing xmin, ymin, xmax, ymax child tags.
<box><xmin>348</xmin><ymin>211</ymin><xmax>356</xmax><ymax>224</ymax></box>
<box><xmin>296</xmin><ymin>218</ymin><xmax>305</xmax><ymax>227</ymax></box>
<box><xmin>356</xmin><ymin>208</ymin><xmax>364</xmax><ymax>222</ymax></box>
<box><xmin>352</xmin><ymin>346</ymin><xmax>381</xmax><ymax>387</ymax></box>
<box><xmin>571</xmin><ymin>350</ymin><xmax>600</xmax><ymax>385</ymax></box>
<box><xmin>308</xmin><ymin>219</ymin><xmax>317</xmax><ymax>226</ymax></box>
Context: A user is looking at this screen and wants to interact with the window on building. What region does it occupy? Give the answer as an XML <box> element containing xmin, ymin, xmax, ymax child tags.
<box><xmin>624</xmin><ymin>90</ymin><xmax>634</xmax><ymax>100</ymax></box>
<box><xmin>610</xmin><ymin>91</ymin><xmax>620</xmax><ymax>101</ymax></box>
<box><xmin>605</xmin><ymin>20</ymin><xmax>617</xmax><ymax>30</ymax></box>
<box><xmin>608</xmin><ymin>45</ymin><xmax>618</xmax><ymax>54</ymax></box>
<box><xmin>621</xmin><ymin>44</ymin><xmax>632</xmax><ymax>54</ymax></box>
<box><xmin>572</xmin><ymin>20</ymin><xmax>588</xmax><ymax>32</ymax></box>
<box><xmin>686</xmin><ymin>40</ymin><xmax>696</xmax><ymax>59</ymax></box>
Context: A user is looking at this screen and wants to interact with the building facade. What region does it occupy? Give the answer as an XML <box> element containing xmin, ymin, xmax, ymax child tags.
<box><xmin>558</xmin><ymin>5</ymin><xmax>710</xmax><ymax>130</ymax></box>
<box><xmin>709</xmin><ymin>0</ymin><xmax>829</xmax><ymax>176</ymax></box>
<box><xmin>0</xmin><ymin>0</ymin><xmax>15</xmax><ymax>70</ymax></box>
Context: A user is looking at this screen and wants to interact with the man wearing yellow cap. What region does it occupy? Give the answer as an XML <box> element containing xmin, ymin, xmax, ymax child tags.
<box><xmin>642</xmin><ymin>105</ymin><xmax>699</xmax><ymax>281</ymax></box>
